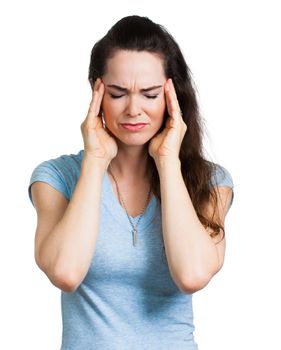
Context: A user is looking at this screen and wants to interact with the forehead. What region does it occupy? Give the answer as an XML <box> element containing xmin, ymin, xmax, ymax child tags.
<box><xmin>103</xmin><ymin>50</ymin><xmax>166</xmax><ymax>85</ymax></box>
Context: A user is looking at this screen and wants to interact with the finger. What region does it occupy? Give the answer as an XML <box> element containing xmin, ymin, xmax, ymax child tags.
<box><xmin>168</xmin><ymin>79</ymin><xmax>181</xmax><ymax>114</ymax></box>
<box><xmin>88</xmin><ymin>78</ymin><xmax>100</xmax><ymax>111</ymax></box>
<box><xmin>165</xmin><ymin>79</ymin><xmax>182</xmax><ymax>122</ymax></box>
<box><xmin>87</xmin><ymin>79</ymin><xmax>104</xmax><ymax>122</ymax></box>
<box><xmin>93</xmin><ymin>79</ymin><xmax>105</xmax><ymax>116</ymax></box>
<box><xmin>90</xmin><ymin>78</ymin><xmax>102</xmax><ymax>107</ymax></box>
<box><xmin>90</xmin><ymin>77</ymin><xmax>98</xmax><ymax>91</ymax></box>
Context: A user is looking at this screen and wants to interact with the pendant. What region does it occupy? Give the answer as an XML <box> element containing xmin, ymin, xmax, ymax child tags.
<box><xmin>132</xmin><ymin>228</ymin><xmax>138</xmax><ymax>246</ymax></box>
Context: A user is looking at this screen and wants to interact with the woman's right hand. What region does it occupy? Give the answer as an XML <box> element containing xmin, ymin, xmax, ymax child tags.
<box><xmin>80</xmin><ymin>78</ymin><xmax>118</xmax><ymax>164</ymax></box>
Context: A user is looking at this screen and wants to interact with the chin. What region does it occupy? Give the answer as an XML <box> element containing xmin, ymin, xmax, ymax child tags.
<box><xmin>117</xmin><ymin>137</ymin><xmax>150</xmax><ymax>148</ymax></box>
<box><xmin>114</xmin><ymin>134</ymin><xmax>152</xmax><ymax>148</ymax></box>
<box><xmin>109</xmin><ymin>128</ymin><xmax>156</xmax><ymax>147</ymax></box>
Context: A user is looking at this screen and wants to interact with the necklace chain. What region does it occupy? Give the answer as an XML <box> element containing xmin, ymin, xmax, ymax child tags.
<box><xmin>108</xmin><ymin>164</ymin><xmax>152</xmax><ymax>247</ymax></box>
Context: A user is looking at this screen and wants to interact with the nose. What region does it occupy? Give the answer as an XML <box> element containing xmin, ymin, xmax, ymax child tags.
<box><xmin>126</xmin><ymin>95</ymin><xmax>142</xmax><ymax>117</ymax></box>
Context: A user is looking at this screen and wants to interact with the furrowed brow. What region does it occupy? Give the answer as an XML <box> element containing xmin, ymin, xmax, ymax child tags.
<box><xmin>107</xmin><ymin>85</ymin><xmax>128</xmax><ymax>92</ymax></box>
<box><xmin>140</xmin><ymin>85</ymin><xmax>163</xmax><ymax>92</ymax></box>
<box><xmin>106</xmin><ymin>84</ymin><xmax>163</xmax><ymax>93</ymax></box>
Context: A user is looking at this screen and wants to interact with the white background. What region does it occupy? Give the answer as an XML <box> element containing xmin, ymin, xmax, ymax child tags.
<box><xmin>1</xmin><ymin>0</ymin><xmax>280</xmax><ymax>349</ymax></box>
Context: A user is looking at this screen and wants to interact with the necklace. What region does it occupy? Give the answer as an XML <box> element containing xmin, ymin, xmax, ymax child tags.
<box><xmin>108</xmin><ymin>164</ymin><xmax>152</xmax><ymax>247</ymax></box>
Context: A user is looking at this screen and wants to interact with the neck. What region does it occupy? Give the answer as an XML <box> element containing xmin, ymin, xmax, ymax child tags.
<box><xmin>109</xmin><ymin>143</ymin><xmax>150</xmax><ymax>182</ymax></box>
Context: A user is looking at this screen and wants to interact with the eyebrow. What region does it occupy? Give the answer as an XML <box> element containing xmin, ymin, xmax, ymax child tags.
<box><xmin>106</xmin><ymin>84</ymin><xmax>163</xmax><ymax>93</ymax></box>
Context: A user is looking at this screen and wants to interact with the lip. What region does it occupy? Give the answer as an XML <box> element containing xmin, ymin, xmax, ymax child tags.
<box><xmin>121</xmin><ymin>123</ymin><xmax>148</xmax><ymax>131</ymax></box>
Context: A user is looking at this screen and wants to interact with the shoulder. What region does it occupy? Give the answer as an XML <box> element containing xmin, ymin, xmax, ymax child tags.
<box><xmin>28</xmin><ymin>150</ymin><xmax>84</xmax><ymax>206</ymax></box>
<box><xmin>209</xmin><ymin>162</ymin><xmax>234</xmax><ymax>189</ymax></box>
<box><xmin>43</xmin><ymin>149</ymin><xmax>84</xmax><ymax>171</ymax></box>
<box><xmin>30</xmin><ymin>149</ymin><xmax>84</xmax><ymax>182</ymax></box>
<box><xmin>208</xmin><ymin>162</ymin><xmax>235</xmax><ymax>214</ymax></box>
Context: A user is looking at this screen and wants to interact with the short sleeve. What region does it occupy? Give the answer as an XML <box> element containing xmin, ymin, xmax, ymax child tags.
<box><xmin>210</xmin><ymin>164</ymin><xmax>234</xmax><ymax>212</ymax></box>
<box><xmin>28</xmin><ymin>150</ymin><xmax>83</xmax><ymax>207</ymax></box>
<box><xmin>28</xmin><ymin>160</ymin><xmax>70</xmax><ymax>207</ymax></box>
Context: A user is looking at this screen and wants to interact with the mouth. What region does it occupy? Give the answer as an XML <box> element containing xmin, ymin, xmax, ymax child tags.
<box><xmin>120</xmin><ymin>123</ymin><xmax>148</xmax><ymax>131</ymax></box>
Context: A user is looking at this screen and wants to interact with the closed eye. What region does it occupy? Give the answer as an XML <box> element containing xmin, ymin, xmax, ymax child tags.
<box><xmin>109</xmin><ymin>93</ymin><xmax>159</xmax><ymax>99</ymax></box>
<box><xmin>109</xmin><ymin>94</ymin><xmax>124</xmax><ymax>99</ymax></box>
<box><xmin>146</xmin><ymin>95</ymin><xmax>158</xmax><ymax>99</ymax></box>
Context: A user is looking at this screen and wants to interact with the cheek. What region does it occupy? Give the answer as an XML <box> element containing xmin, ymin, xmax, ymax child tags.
<box><xmin>152</xmin><ymin>98</ymin><xmax>166</xmax><ymax>119</ymax></box>
<box><xmin>156</xmin><ymin>97</ymin><xmax>167</xmax><ymax>127</ymax></box>
<box><xmin>102</xmin><ymin>95</ymin><xmax>113</xmax><ymax>111</ymax></box>
<box><xmin>158</xmin><ymin>94</ymin><xmax>166</xmax><ymax>112</ymax></box>
<box><xmin>150</xmin><ymin>106</ymin><xmax>166</xmax><ymax>129</ymax></box>
<box><xmin>102</xmin><ymin>96</ymin><xmax>121</xmax><ymax>118</ymax></box>
<box><xmin>147</xmin><ymin>94</ymin><xmax>166</xmax><ymax>112</ymax></box>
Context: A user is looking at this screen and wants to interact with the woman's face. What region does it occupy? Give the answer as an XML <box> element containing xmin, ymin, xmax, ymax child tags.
<box><xmin>101</xmin><ymin>50</ymin><xmax>167</xmax><ymax>147</ymax></box>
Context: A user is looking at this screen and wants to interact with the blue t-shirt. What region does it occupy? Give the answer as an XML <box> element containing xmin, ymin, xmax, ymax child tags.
<box><xmin>28</xmin><ymin>150</ymin><xmax>234</xmax><ymax>350</ymax></box>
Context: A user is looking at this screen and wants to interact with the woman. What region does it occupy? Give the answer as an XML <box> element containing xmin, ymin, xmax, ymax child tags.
<box><xmin>28</xmin><ymin>15</ymin><xmax>234</xmax><ymax>350</ymax></box>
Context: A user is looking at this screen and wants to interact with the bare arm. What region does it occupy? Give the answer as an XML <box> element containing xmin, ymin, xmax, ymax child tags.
<box><xmin>32</xmin><ymin>78</ymin><xmax>117</xmax><ymax>292</ymax></box>
<box><xmin>32</xmin><ymin>157</ymin><xmax>107</xmax><ymax>292</ymax></box>
<box><xmin>149</xmin><ymin>79</ymin><xmax>233</xmax><ymax>294</ymax></box>
<box><xmin>157</xmin><ymin>159</ymin><xmax>233</xmax><ymax>294</ymax></box>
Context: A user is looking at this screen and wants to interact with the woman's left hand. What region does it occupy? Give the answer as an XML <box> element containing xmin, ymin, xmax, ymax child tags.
<box><xmin>148</xmin><ymin>78</ymin><xmax>187</xmax><ymax>163</ymax></box>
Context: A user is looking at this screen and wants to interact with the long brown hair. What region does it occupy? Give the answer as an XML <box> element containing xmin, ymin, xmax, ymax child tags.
<box><xmin>88</xmin><ymin>15</ymin><xmax>225</xmax><ymax>241</ymax></box>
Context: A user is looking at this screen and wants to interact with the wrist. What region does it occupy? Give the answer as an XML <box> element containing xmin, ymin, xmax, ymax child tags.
<box><xmin>81</xmin><ymin>153</ymin><xmax>109</xmax><ymax>175</ymax></box>
<box><xmin>154</xmin><ymin>156</ymin><xmax>181</xmax><ymax>172</ymax></box>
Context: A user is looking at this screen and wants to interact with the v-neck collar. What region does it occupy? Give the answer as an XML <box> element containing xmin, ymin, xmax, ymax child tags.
<box><xmin>78</xmin><ymin>150</ymin><xmax>159</xmax><ymax>230</ymax></box>
<box><xmin>103</xmin><ymin>169</ymin><xmax>158</xmax><ymax>230</ymax></box>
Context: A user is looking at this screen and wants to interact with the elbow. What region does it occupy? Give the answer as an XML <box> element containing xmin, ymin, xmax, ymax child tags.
<box><xmin>35</xmin><ymin>255</ymin><xmax>81</xmax><ymax>293</ymax></box>
<box><xmin>178</xmin><ymin>271</ymin><xmax>215</xmax><ymax>294</ymax></box>
<box><xmin>178</xmin><ymin>278</ymin><xmax>209</xmax><ymax>294</ymax></box>
<box><xmin>51</xmin><ymin>270</ymin><xmax>80</xmax><ymax>293</ymax></box>
<box><xmin>49</xmin><ymin>270</ymin><xmax>81</xmax><ymax>293</ymax></box>
<box><xmin>178</xmin><ymin>257</ymin><xmax>224</xmax><ymax>294</ymax></box>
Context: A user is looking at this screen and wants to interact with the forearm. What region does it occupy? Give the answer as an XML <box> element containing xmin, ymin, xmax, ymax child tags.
<box><xmin>156</xmin><ymin>158</ymin><xmax>220</xmax><ymax>293</ymax></box>
<box><xmin>39</xmin><ymin>156</ymin><xmax>106</xmax><ymax>289</ymax></box>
